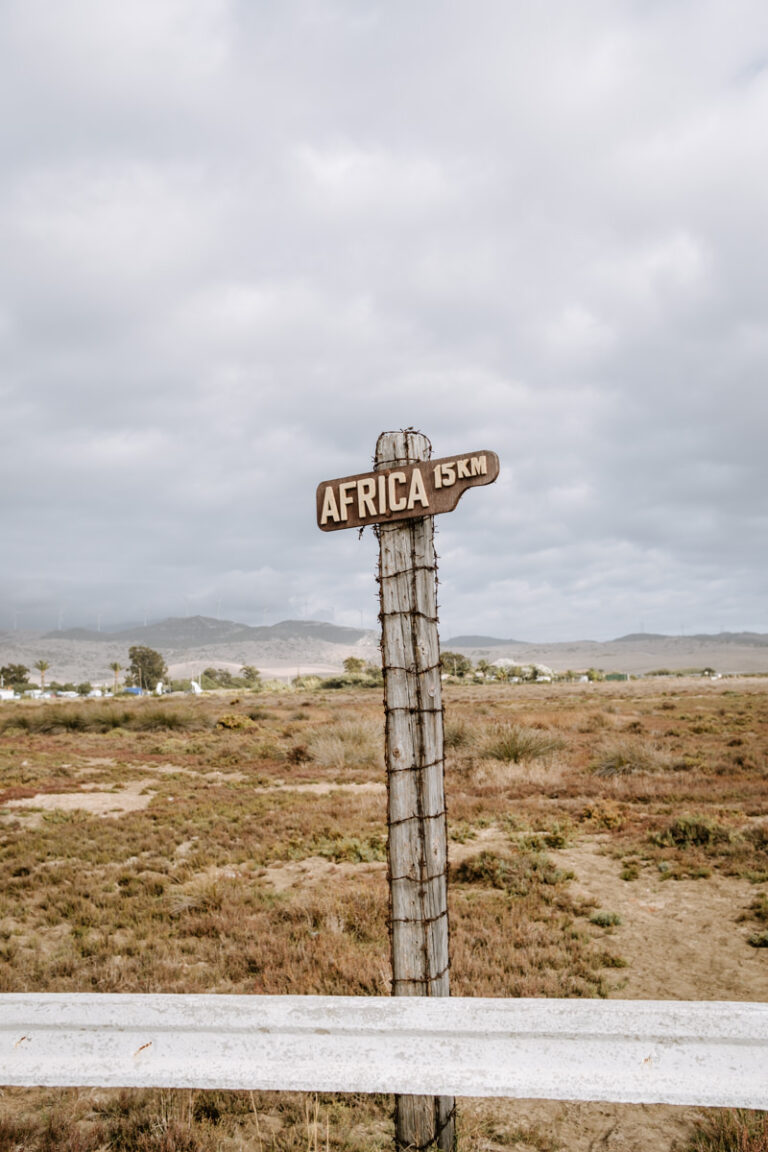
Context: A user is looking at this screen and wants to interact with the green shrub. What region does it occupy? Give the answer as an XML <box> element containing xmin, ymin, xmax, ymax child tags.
<box><xmin>215</xmin><ymin>713</ymin><xmax>257</xmax><ymax>731</ymax></box>
<box><xmin>452</xmin><ymin>849</ymin><xmax>571</xmax><ymax>895</ymax></box>
<box><xmin>317</xmin><ymin>670</ymin><xmax>382</xmax><ymax>689</ymax></box>
<box><xmin>746</xmin><ymin>824</ymin><xmax>768</xmax><ymax>852</ymax></box>
<box><xmin>743</xmin><ymin>893</ymin><xmax>768</xmax><ymax>924</ymax></box>
<box><xmin>314</xmin><ymin>835</ymin><xmax>386</xmax><ymax>863</ymax></box>
<box><xmin>590</xmin><ymin>910</ymin><xmax>622</xmax><ymax>928</ymax></box>
<box><xmin>291</xmin><ymin>675</ymin><xmax>323</xmax><ymax>690</ymax></box>
<box><xmin>651</xmin><ymin>816</ymin><xmax>731</xmax><ymax>849</ymax></box>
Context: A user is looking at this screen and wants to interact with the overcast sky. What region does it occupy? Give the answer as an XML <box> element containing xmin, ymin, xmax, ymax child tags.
<box><xmin>1</xmin><ymin>0</ymin><xmax>766</xmax><ymax>641</ymax></box>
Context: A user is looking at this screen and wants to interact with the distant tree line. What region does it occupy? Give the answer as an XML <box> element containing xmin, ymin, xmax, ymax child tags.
<box><xmin>293</xmin><ymin>657</ymin><xmax>383</xmax><ymax>690</ymax></box>
<box><xmin>198</xmin><ymin>665</ymin><xmax>261</xmax><ymax>690</ymax></box>
<box><xmin>438</xmin><ymin>653</ymin><xmax>606</xmax><ymax>683</ymax></box>
<box><xmin>0</xmin><ymin>645</ymin><xmax>726</xmax><ymax>699</ymax></box>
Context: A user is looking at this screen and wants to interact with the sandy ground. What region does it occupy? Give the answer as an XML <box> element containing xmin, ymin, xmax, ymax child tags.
<box><xmin>555</xmin><ymin>837</ymin><xmax>768</xmax><ymax>1002</ymax></box>
<box><xmin>466</xmin><ymin>837</ymin><xmax>768</xmax><ymax>1151</ymax></box>
<box><xmin>1</xmin><ymin>780</ymin><xmax>156</xmax><ymax>826</ymax></box>
<box><xmin>461</xmin><ymin>1096</ymin><xmax>701</xmax><ymax>1152</ymax></box>
<box><xmin>259</xmin><ymin>855</ymin><xmax>386</xmax><ymax>892</ymax></box>
<box><xmin>254</xmin><ymin>780</ymin><xmax>385</xmax><ymax>795</ymax></box>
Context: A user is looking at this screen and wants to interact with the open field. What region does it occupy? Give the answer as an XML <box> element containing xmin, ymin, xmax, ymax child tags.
<box><xmin>1</xmin><ymin>679</ymin><xmax>767</xmax><ymax>1150</ymax></box>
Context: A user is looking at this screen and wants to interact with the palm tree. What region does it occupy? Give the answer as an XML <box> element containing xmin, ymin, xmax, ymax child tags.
<box><xmin>34</xmin><ymin>659</ymin><xmax>50</xmax><ymax>692</ymax></box>
<box><xmin>109</xmin><ymin>662</ymin><xmax>122</xmax><ymax>695</ymax></box>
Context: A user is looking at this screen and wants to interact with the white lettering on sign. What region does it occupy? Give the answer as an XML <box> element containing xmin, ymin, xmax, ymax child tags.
<box><xmin>319</xmin><ymin>468</ymin><xmax>431</xmax><ymax>525</ymax></box>
<box><xmin>434</xmin><ymin>456</ymin><xmax>486</xmax><ymax>487</ymax></box>
<box><xmin>317</xmin><ymin>451</ymin><xmax>498</xmax><ymax>530</ymax></box>
<box><xmin>320</xmin><ymin>486</ymin><xmax>340</xmax><ymax>524</ymax></box>
<box><xmin>339</xmin><ymin>481</ymin><xmax>356</xmax><ymax>521</ymax></box>
<box><xmin>388</xmin><ymin>471</ymin><xmax>407</xmax><ymax>512</ymax></box>
<box><xmin>357</xmin><ymin>477</ymin><xmax>377</xmax><ymax>518</ymax></box>
<box><xmin>407</xmin><ymin>469</ymin><xmax>429</xmax><ymax>510</ymax></box>
<box><xmin>435</xmin><ymin>463</ymin><xmax>455</xmax><ymax>489</ymax></box>
<box><xmin>378</xmin><ymin>474</ymin><xmax>387</xmax><ymax>516</ymax></box>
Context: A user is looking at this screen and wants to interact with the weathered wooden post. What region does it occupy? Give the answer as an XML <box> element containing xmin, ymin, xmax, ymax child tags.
<box><xmin>376</xmin><ymin>430</ymin><xmax>453</xmax><ymax>1152</ymax></box>
<box><xmin>317</xmin><ymin>431</ymin><xmax>499</xmax><ymax>1152</ymax></box>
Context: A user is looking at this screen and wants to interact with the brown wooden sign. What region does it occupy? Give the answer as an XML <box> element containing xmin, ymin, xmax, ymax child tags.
<box><xmin>316</xmin><ymin>450</ymin><xmax>499</xmax><ymax>531</ymax></box>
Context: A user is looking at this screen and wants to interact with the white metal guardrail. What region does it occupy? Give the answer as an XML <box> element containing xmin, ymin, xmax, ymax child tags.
<box><xmin>2</xmin><ymin>994</ymin><xmax>767</xmax><ymax>1108</ymax></box>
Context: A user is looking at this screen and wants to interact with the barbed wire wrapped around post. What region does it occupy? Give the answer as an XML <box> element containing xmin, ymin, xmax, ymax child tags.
<box><xmin>375</xmin><ymin>429</ymin><xmax>454</xmax><ymax>1152</ymax></box>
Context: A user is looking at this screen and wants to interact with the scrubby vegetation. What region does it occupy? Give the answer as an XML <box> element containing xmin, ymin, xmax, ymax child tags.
<box><xmin>1</xmin><ymin>678</ymin><xmax>767</xmax><ymax>1148</ymax></box>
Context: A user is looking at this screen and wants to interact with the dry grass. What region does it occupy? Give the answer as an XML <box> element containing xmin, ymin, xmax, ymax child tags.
<box><xmin>482</xmin><ymin>722</ymin><xmax>564</xmax><ymax>764</ymax></box>
<box><xmin>590</xmin><ymin>736</ymin><xmax>671</xmax><ymax>777</ymax></box>
<box><xmin>308</xmin><ymin>717</ymin><xmax>383</xmax><ymax>773</ymax></box>
<box><xmin>1</xmin><ymin>681</ymin><xmax>768</xmax><ymax>1147</ymax></box>
<box><xmin>687</xmin><ymin>1109</ymin><xmax>768</xmax><ymax>1151</ymax></box>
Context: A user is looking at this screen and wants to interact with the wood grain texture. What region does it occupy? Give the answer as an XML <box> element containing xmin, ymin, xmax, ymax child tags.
<box><xmin>376</xmin><ymin>430</ymin><xmax>454</xmax><ymax>1152</ymax></box>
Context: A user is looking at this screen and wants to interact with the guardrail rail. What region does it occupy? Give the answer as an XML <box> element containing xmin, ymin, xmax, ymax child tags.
<box><xmin>2</xmin><ymin>994</ymin><xmax>767</xmax><ymax>1108</ymax></box>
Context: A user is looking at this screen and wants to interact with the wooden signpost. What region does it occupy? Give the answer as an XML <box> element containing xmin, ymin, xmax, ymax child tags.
<box><xmin>317</xmin><ymin>430</ymin><xmax>499</xmax><ymax>1152</ymax></box>
<box><xmin>317</xmin><ymin>449</ymin><xmax>499</xmax><ymax>532</ymax></box>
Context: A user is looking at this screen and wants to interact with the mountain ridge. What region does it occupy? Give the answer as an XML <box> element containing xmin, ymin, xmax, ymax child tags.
<box><xmin>445</xmin><ymin>630</ymin><xmax>768</xmax><ymax>648</ymax></box>
<box><xmin>4</xmin><ymin>617</ymin><xmax>768</xmax><ymax>682</ymax></box>
<box><xmin>42</xmin><ymin>615</ymin><xmax>367</xmax><ymax>649</ymax></box>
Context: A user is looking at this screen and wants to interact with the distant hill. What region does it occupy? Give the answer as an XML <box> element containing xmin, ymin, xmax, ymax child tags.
<box><xmin>42</xmin><ymin>627</ymin><xmax>110</xmax><ymax>642</ymax></box>
<box><xmin>13</xmin><ymin>619</ymin><xmax>768</xmax><ymax>681</ymax></box>
<box><xmin>254</xmin><ymin>619</ymin><xmax>366</xmax><ymax>644</ymax></box>
<box><xmin>612</xmin><ymin>633</ymin><xmax>669</xmax><ymax>643</ymax></box>
<box><xmin>448</xmin><ymin>630</ymin><xmax>768</xmax><ymax>649</ymax></box>
<box><xmin>42</xmin><ymin>615</ymin><xmax>367</xmax><ymax>649</ymax></box>
<box><xmin>611</xmin><ymin>631</ymin><xmax>768</xmax><ymax>648</ymax></box>
<box><xmin>444</xmin><ymin>634</ymin><xmax>522</xmax><ymax>647</ymax></box>
<box><xmin>110</xmin><ymin>616</ymin><xmax>254</xmax><ymax>647</ymax></box>
<box><xmin>441</xmin><ymin>630</ymin><xmax>768</xmax><ymax>675</ymax></box>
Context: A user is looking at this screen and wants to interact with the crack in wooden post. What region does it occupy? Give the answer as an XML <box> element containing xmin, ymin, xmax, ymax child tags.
<box><xmin>376</xmin><ymin>430</ymin><xmax>455</xmax><ymax>1152</ymax></box>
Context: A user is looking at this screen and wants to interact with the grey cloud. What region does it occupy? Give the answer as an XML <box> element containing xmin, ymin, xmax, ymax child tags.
<box><xmin>1</xmin><ymin>0</ymin><xmax>766</xmax><ymax>639</ymax></box>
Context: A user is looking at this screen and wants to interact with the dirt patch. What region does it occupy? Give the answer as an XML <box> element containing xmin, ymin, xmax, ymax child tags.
<box><xmin>2</xmin><ymin>780</ymin><xmax>156</xmax><ymax>824</ymax></box>
<box><xmin>449</xmin><ymin>825</ymin><xmax>512</xmax><ymax>864</ymax></box>
<box><xmin>553</xmin><ymin>835</ymin><xmax>768</xmax><ymax>1001</ymax></box>
<box><xmin>254</xmin><ymin>780</ymin><xmax>385</xmax><ymax>796</ymax></box>
<box><xmin>78</xmin><ymin>760</ymin><xmax>192</xmax><ymax>778</ymax></box>
<box><xmin>461</xmin><ymin>1097</ymin><xmax>700</xmax><ymax>1152</ymax></box>
<box><xmin>137</xmin><ymin>762</ymin><xmax>193</xmax><ymax>776</ymax></box>
<box><xmin>259</xmin><ymin>855</ymin><xmax>385</xmax><ymax>892</ymax></box>
<box><xmin>485</xmin><ymin>836</ymin><xmax>768</xmax><ymax>1151</ymax></box>
<box><xmin>258</xmin><ymin>824</ymin><xmax>509</xmax><ymax>892</ymax></box>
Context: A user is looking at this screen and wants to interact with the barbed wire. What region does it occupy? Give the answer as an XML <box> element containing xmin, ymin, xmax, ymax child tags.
<box><xmin>376</xmin><ymin>434</ymin><xmax>452</xmax><ymax>1036</ymax></box>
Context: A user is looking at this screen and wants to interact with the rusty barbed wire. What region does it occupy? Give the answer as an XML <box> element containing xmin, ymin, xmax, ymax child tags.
<box><xmin>378</xmin><ymin>564</ymin><xmax>437</xmax><ymax>579</ymax></box>
<box><xmin>377</xmin><ymin>436</ymin><xmax>450</xmax><ymax>1027</ymax></box>
<box><xmin>378</xmin><ymin>659</ymin><xmax>441</xmax><ymax>672</ymax></box>
<box><xmin>388</xmin><ymin>811</ymin><xmax>447</xmax><ymax>833</ymax></box>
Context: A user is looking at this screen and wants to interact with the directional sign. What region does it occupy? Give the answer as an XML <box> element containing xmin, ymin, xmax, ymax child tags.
<box><xmin>316</xmin><ymin>450</ymin><xmax>499</xmax><ymax>531</ymax></box>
